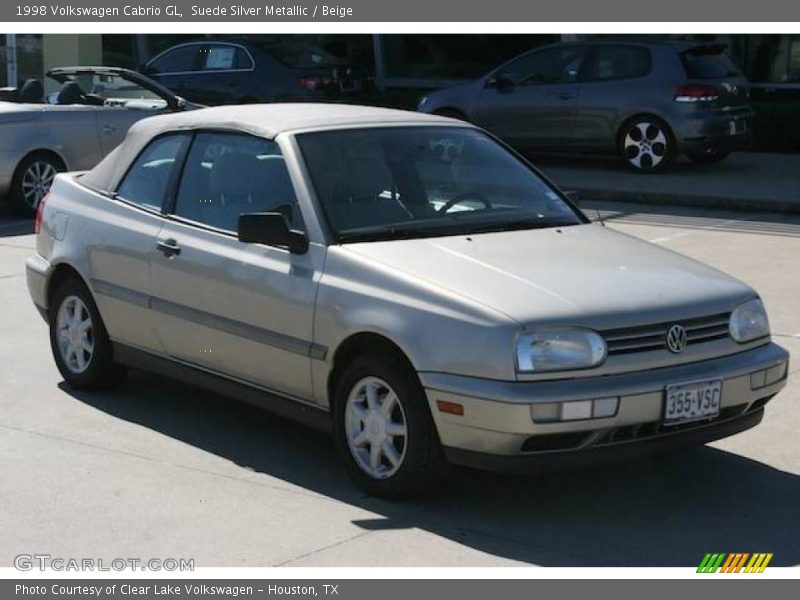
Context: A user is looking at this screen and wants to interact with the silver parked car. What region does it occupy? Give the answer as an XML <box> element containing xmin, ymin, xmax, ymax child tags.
<box><xmin>26</xmin><ymin>104</ymin><xmax>788</xmax><ymax>497</ymax></box>
<box><xmin>418</xmin><ymin>41</ymin><xmax>753</xmax><ymax>172</ymax></box>
<box><xmin>0</xmin><ymin>66</ymin><xmax>197</xmax><ymax>216</ymax></box>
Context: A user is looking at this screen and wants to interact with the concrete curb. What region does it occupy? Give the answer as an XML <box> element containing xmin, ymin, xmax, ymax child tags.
<box><xmin>563</xmin><ymin>186</ymin><xmax>800</xmax><ymax>215</ymax></box>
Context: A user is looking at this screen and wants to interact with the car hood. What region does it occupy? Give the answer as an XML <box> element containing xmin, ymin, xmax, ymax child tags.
<box><xmin>341</xmin><ymin>223</ymin><xmax>755</xmax><ymax>329</ymax></box>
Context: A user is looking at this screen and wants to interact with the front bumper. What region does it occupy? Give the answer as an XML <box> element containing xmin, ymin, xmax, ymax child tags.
<box><xmin>445</xmin><ymin>407</ymin><xmax>765</xmax><ymax>474</ymax></box>
<box><xmin>420</xmin><ymin>342</ymin><xmax>788</xmax><ymax>470</ymax></box>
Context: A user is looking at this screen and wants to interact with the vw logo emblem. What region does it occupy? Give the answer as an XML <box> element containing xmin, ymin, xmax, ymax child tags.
<box><xmin>666</xmin><ymin>324</ymin><xmax>688</xmax><ymax>354</ymax></box>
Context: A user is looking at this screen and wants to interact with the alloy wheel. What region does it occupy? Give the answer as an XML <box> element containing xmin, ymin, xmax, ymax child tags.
<box><xmin>345</xmin><ymin>376</ymin><xmax>408</xmax><ymax>479</ymax></box>
<box><xmin>55</xmin><ymin>295</ymin><xmax>94</xmax><ymax>374</ymax></box>
<box><xmin>21</xmin><ymin>161</ymin><xmax>58</xmax><ymax>210</ymax></box>
<box><xmin>623</xmin><ymin>121</ymin><xmax>669</xmax><ymax>171</ymax></box>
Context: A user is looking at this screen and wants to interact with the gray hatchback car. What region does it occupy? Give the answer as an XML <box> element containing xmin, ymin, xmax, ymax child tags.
<box><xmin>418</xmin><ymin>41</ymin><xmax>753</xmax><ymax>172</ymax></box>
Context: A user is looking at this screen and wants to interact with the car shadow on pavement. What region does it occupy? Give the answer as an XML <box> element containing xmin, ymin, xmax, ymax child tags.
<box><xmin>61</xmin><ymin>370</ymin><xmax>800</xmax><ymax>567</ymax></box>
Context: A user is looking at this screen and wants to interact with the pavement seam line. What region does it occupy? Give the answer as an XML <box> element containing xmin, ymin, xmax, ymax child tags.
<box><xmin>0</xmin><ymin>422</ymin><xmax>356</xmax><ymax>505</ymax></box>
<box><xmin>647</xmin><ymin>218</ymin><xmax>738</xmax><ymax>244</ymax></box>
<box><xmin>272</xmin><ymin>530</ymin><xmax>376</xmax><ymax>566</ymax></box>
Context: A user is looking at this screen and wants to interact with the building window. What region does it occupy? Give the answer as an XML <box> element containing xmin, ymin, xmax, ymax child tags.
<box><xmin>380</xmin><ymin>34</ymin><xmax>560</xmax><ymax>84</ymax></box>
<box><xmin>724</xmin><ymin>35</ymin><xmax>800</xmax><ymax>85</ymax></box>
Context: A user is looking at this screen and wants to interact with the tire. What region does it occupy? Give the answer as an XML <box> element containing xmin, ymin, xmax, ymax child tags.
<box><xmin>687</xmin><ymin>148</ymin><xmax>731</xmax><ymax>165</ymax></box>
<box><xmin>49</xmin><ymin>277</ymin><xmax>127</xmax><ymax>390</ymax></box>
<box><xmin>332</xmin><ymin>352</ymin><xmax>447</xmax><ymax>498</ymax></box>
<box><xmin>10</xmin><ymin>152</ymin><xmax>65</xmax><ymax>218</ymax></box>
<box><xmin>619</xmin><ymin>117</ymin><xmax>675</xmax><ymax>173</ymax></box>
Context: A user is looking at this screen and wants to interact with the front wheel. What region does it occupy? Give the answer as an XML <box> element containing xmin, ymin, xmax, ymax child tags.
<box><xmin>620</xmin><ymin>118</ymin><xmax>674</xmax><ymax>173</ymax></box>
<box><xmin>333</xmin><ymin>354</ymin><xmax>447</xmax><ymax>497</ymax></box>
<box><xmin>49</xmin><ymin>277</ymin><xmax>127</xmax><ymax>390</ymax></box>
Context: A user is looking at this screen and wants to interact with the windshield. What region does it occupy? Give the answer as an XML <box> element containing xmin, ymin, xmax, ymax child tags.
<box><xmin>296</xmin><ymin>127</ymin><xmax>584</xmax><ymax>243</ymax></box>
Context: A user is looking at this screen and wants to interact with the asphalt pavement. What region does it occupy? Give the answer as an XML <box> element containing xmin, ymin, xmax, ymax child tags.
<box><xmin>1</xmin><ymin>201</ymin><xmax>798</xmax><ymax>567</ymax></box>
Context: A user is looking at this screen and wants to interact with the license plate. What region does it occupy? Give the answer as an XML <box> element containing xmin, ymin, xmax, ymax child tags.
<box><xmin>339</xmin><ymin>80</ymin><xmax>361</xmax><ymax>93</ymax></box>
<box><xmin>664</xmin><ymin>379</ymin><xmax>722</xmax><ymax>426</ymax></box>
<box><xmin>729</xmin><ymin>119</ymin><xmax>746</xmax><ymax>135</ymax></box>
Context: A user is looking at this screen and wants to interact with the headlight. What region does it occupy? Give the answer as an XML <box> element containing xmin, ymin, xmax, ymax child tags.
<box><xmin>516</xmin><ymin>328</ymin><xmax>607</xmax><ymax>373</ymax></box>
<box><xmin>416</xmin><ymin>95</ymin><xmax>428</xmax><ymax>110</ymax></box>
<box><xmin>730</xmin><ymin>298</ymin><xmax>770</xmax><ymax>343</ymax></box>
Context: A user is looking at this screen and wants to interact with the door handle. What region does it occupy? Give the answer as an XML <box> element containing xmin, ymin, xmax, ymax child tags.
<box><xmin>101</xmin><ymin>124</ymin><xmax>117</xmax><ymax>133</ymax></box>
<box><xmin>557</xmin><ymin>92</ymin><xmax>575</xmax><ymax>100</ymax></box>
<box><xmin>156</xmin><ymin>239</ymin><xmax>181</xmax><ymax>257</ymax></box>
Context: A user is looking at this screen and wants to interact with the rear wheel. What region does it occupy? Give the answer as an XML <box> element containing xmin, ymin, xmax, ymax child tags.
<box><xmin>687</xmin><ymin>148</ymin><xmax>731</xmax><ymax>165</ymax></box>
<box><xmin>619</xmin><ymin>117</ymin><xmax>674</xmax><ymax>173</ymax></box>
<box><xmin>333</xmin><ymin>352</ymin><xmax>447</xmax><ymax>497</ymax></box>
<box><xmin>10</xmin><ymin>152</ymin><xmax>65</xmax><ymax>217</ymax></box>
<box><xmin>49</xmin><ymin>277</ymin><xmax>127</xmax><ymax>390</ymax></box>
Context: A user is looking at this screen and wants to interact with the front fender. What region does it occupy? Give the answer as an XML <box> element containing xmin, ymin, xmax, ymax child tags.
<box><xmin>311</xmin><ymin>246</ymin><xmax>520</xmax><ymax>404</ymax></box>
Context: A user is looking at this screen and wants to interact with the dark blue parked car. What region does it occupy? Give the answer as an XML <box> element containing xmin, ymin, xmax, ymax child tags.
<box><xmin>141</xmin><ymin>40</ymin><xmax>369</xmax><ymax>106</ymax></box>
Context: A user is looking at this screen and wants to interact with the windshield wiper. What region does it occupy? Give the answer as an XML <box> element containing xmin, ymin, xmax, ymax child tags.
<box><xmin>335</xmin><ymin>218</ymin><xmax>576</xmax><ymax>243</ymax></box>
<box><xmin>336</xmin><ymin>225</ymin><xmax>456</xmax><ymax>243</ymax></box>
<box><xmin>465</xmin><ymin>217</ymin><xmax>574</xmax><ymax>234</ymax></box>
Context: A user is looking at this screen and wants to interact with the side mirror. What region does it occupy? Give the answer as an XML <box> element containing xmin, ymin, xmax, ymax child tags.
<box><xmin>487</xmin><ymin>75</ymin><xmax>515</xmax><ymax>91</ymax></box>
<box><xmin>238</xmin><ymin>212</ymin><xmax>309</xmax><ymax>254</ymax></box>
<box><xmin>563</xmin><ymin>190</ymin><xmax>581</xmax><ymax>205</ymax></box>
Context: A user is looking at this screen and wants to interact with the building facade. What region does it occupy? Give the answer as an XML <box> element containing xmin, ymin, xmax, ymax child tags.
<box><xmin>2</xmin><ymin>33</ymin><xmax>798</xmax><ymax>150</ymax></box>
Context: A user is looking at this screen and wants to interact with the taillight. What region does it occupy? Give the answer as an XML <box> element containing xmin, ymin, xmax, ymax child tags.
<box><xmin>34</xmin><ymin>192</ymin><xmax>50</xmax><ymax>234</ymax></box>
<box><xmin>674</xmin><ymin>84</ymin><xmax>720</xmax><ymax>103</ymax></box>
<box><xmin>299</xmin><ymin>76</ymin><xmax>332</xmax><ymax>91</ymax></box>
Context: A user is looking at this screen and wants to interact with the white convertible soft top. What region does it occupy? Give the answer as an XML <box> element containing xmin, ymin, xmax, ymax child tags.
<box><xmin>80</xmin><ymin>103</ymin><xmax>461</xmax><ymax>193</ymax></box>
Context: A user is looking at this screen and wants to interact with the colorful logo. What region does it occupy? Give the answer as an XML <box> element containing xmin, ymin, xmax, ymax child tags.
<box><xmin>697</xmin><ymin>553</ymin><xmax>773</xmax><ymax>573</ymax></box>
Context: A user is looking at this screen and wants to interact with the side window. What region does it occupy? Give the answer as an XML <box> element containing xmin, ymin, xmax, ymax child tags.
<box><xmin>149</xmin><ymin>46</ymin><xmax>203</xmax><ymax>74</ymax></box>
<box><xmin>173</xmin><ymin>132</ymin><xmax>300</xmax><ymax>233</ymax></box>
<box><xmin>201</xmin><ymin>45</ymin><xmax>253</xmax><ymax>71</ymax></box>
<box><xmin>116</xmin><ymin>134</ymin><xmax>188</xmax><ymax>211</ymax></box>
<box><xmin>497</xmin><ymin>47</ymin><xmax>587</xmax><ymax>86</ymax></box>
<box><xmin>585</xmin><ymin>46</ymin><xmax>652</xmax><ymax>81</ymax></box>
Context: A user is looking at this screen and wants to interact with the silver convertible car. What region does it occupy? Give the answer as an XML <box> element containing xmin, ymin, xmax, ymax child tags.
<box><xmin>0</xmin><ymin>66</ymin><xmax>195</xmax><ymax>216</ymax></box>
<box><xmin>26</xmin><ymin>104</ymin><xmax>788</xmax><ymax>497</ymax></box>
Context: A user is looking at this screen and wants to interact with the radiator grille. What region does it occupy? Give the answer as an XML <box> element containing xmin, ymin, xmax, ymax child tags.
<box><xmin>603</xmin><ymin>312</ymin><xmax>730</xmax><ymax>356</ymax></box>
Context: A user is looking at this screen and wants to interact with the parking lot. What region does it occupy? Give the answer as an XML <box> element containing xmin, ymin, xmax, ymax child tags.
<box><xmin>1</xmin><ymin>199</ymin><xmax>798</xmax><ymax>568</ymax></box>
